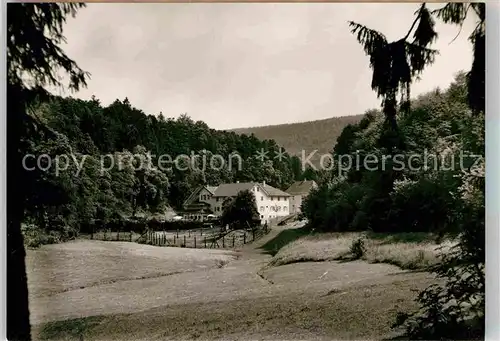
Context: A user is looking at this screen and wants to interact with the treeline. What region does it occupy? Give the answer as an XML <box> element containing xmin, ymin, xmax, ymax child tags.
<box><xmin>303</xmin><ymin>72</ymin><xmax>484</xmax><ymax>236</ymax></box>
<box><xmin>21</xmin><ymin>95</ymin><xmax>316</xmax><ymax>242</ymax></box>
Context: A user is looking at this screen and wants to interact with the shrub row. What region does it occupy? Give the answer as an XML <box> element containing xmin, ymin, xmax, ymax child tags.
<box><xmin>81</xmin><ymin>218</ymin><xmax>213</xmax><ymax>234</ymax></box>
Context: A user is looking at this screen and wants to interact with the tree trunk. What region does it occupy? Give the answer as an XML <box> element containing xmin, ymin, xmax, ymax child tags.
<box><xmin>7</xmin><ymin>83</ymin><xmax>32</xmax><ymax>341</ymax></box>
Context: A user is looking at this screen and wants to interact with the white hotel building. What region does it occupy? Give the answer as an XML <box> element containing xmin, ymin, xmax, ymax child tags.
<box><xmin>182</xmin><ymin>181</ymin><xmax>291</xmax><ymax>224</ymax></box>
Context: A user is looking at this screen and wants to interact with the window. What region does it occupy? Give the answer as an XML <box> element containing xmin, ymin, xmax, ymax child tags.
<box><xmin>284</xmin><ymin>206</ymin><xmax>288</xmax><ymax>211</ymax></box>
<box><xmin>260</xmin><ymin>206</ymin><xmax>264</xmax><ymax>211</ymax></box>
<box><xmin>271</xmin><ymin>197</ymin><xmax>274</xmax><ymax>201</ymax></box>
<box><xmin>257</xmin><ymin>187</ymin><xmax>260</xmax><ymax>192</ymax></box>
<box><xmin>260</xmin><ymin>215</ymin><xmax>264</xmax><ymax>218</ymax></box>
<box><xmin>266</xmin><ymin>206</ymin><xmax>268</xmax><ymax>210</ymax></box>
<box><xmin>261</xmin><ymin>196</ymin><xmax>263</xmax><ymax>201</ymax></box>
<box><xmin>278</xmin><ymin>197</ymin><xmax>280</xmax><ymax>201</ymax></box>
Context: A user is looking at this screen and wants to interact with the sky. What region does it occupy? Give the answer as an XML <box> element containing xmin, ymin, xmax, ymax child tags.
<box><xmin>58</xmin><ymin>3</ymin><xmax>477</xmax><ymax>130</ymax></box>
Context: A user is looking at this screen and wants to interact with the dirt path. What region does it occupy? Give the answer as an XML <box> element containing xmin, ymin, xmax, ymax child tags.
<box><xmin>28</xmin><ymin>227</ymin><xmax>436</xmax><ymax>340</ymax></box>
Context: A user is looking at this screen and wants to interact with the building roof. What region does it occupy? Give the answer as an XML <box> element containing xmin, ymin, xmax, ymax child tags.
<box><xmin>206</xmin><ymin>186</ymin><xmax>218</xmax><ymax>194</ymax></box>
<box><xmin>213</xmin><ymin>182</ymin><xmax>256</xmax><ymax>197</ymax></box>
<box><xmin>213</xmin><ymin>182</ymin><xmax>290</xmax><ymax>197</ymax></box>
<box><xmin>286</xmin><ymin>180</ymin><xmax>318</xmax><ymax>195</ymax></box>
<box><xmin>182</xmin><ymin>185</ymin><xmax>218</xmax><ymax>207</ymax></box>
<box><xmin>260</xmin><ymin>184</ymin><xmax>291</xmax><ymax>197</ymax></box>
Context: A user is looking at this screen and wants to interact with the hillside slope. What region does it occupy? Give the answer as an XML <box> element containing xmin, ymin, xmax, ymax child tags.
<box><xmin>230</xmin><ymin>115</ymin><xmax>363</xmax><ymax>160</ymax></box>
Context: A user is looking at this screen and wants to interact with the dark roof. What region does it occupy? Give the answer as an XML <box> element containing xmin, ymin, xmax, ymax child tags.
<box><xmin>286</xmin><ymin>180</ymin><xmax>318</xmax><ymax>195</ymax></box>
<box><xmin>182</xmin><ymin>207</ymin><xmax>213</xmax><ymax>214</ymax></box>
<box><xmin>213</xmin><ymin>182</ymin><xmax>256</xmax><ymax>197</ymax></box>
<box><xmin>181</xmin><ymin>201</ymin><xmax>212</xmax><ymax>213</ymax></box>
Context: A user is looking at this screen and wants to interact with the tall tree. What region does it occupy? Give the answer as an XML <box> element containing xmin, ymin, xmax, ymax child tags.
<box><xmin>348</xmin><ymin>3</ymin><xmax>485</xmax><ymax>338</ymax></box>
<box><xmin>348</xmin><ymin>2</ymin><xmax>485</xmax><ymax>229</ymax></box>
<box><xmin>7</xmin><ymin>4</ymin><xmax>88</xmax><ymax>340</ymax></box>
<box><xmin>349</xmin><ymin>3</ymin><xmax>484</xmax><ymax>131</ymax></box>
<box><xmin>221</xmin><ymin>190</ymin><xmax>260</xmax><ymax>229</ymax></box>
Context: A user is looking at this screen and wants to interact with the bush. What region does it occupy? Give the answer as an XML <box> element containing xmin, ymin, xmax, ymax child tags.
<box><xmin>349</xmin><ymin>237</ymin><xmax>366</xmax><ymax>260</ymax></box>
<box><xmin>22</xmin><ymin>224</ymin><xmax>62</xmax><ymax>248</ymax></box>
<box><xmin>393</xmin><ymin>158</ymin><xmax>485</xmax><ymax>339</ymax></box>
<box><xmin>302</xmin><ymin>181</ymin><xmax>366</xmax><ymax>232</ymax></box>
<box><xmin>385</xmin><ymin>175</ymin><xmax>458</xmax><ymax>233</ymax></box>
<box><xmin>85</xmin><ymin>218</ymin><xmax>208</xmax><ymax>234</ymax></box>
<box><xmin>149</xmin><ymin>220</ymin><xmax>206</xmax><ymax>231</ymax></box>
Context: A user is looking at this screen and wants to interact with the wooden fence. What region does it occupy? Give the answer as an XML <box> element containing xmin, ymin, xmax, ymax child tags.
<box><xmin>88</xmin><ymin>230</ymin><xmax>140</xmax><ymax>242</ymax></box>
<box><xmin>141</xmin><ymin>227</ymin><xmax>268</xmax><ymax>248</ymax></box>
<box><xmin>88</xmin><ymin>225</ymin><xmax>270</xmax><ymax>249</ymax></box>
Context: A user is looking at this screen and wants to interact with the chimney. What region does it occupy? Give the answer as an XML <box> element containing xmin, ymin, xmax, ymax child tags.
<box><xmin>262</xmin><ymin>181</ymin><xmax>266</xmax><ymax>187</ymax></box>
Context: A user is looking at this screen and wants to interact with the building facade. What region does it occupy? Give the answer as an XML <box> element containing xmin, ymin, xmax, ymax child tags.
<box><xmin>285</xmin><ymin>180</ymin><xmax>318</xmax><ymax>214</ymax></box>
<box><xmin>183</xmin><ymin>182</ymin><xmax>291</xmax><ymax>224</ymax></box>
<box><xmin>181</xmin><ymin>185</ymin><xmax>217</xmax><ymax>221</ymax></box>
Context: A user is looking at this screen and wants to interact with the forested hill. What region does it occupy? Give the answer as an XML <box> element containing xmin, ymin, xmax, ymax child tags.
<box><xmin>230</xmin><ymin>114</ymin><xmax>364</xmax><ymax>161</ymax></box>
<box><xmin>23</xmin><ymin>95</ymin><xmax>312</xmax><ymax>238</ymax></box>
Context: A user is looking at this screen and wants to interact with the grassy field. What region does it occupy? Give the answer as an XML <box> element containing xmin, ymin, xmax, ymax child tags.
<box><xmin>267</xmin><ymin>228</ymin><xmax>456</xmax><ymax>270</ymax></box>
<box><xmin>26</xmin><ymin>240</ymin><xmax>237</xmax><ymax>299</ymax></box>
<box><xmin>27</xmin><ymin>225</ymin><xmax>441</xmax><ymax>340</ymax></box>
<box><xmin>34</xmin><ymin>271</ymin><xmax>433</xmax><ymax>341</ymax></box>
